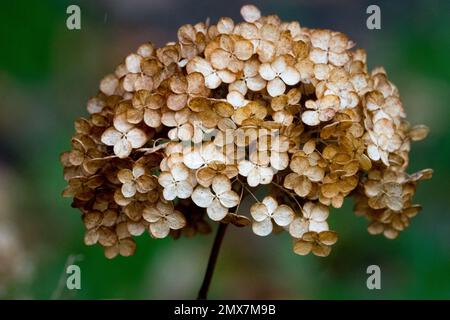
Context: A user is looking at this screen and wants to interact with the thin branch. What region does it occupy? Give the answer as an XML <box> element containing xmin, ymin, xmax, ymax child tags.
<box><xmin>197</xmin><ymin>223</ymin><xmax>228</xmax><ymax>300</ymax></box>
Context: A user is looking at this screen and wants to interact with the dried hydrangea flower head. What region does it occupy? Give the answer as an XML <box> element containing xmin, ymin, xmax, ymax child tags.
<box><xmin>61</xmin><ymin>5</ymin><xmax>432</xmax><ymax>259</ymax></box>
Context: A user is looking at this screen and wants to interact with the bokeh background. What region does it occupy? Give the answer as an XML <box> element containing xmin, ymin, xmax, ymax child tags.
<box><xmin>0</xmin><ymin>0</ymin><xmax>449</xmax><ymax>299</ymax></box>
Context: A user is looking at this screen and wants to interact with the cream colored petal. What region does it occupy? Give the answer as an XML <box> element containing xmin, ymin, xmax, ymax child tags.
<box><xmin>161</xmin><ymin>111</ymin><xmax>178</xmax><ymax>127</ymax></box>
<box><xmin>246</xmin><ymin>75</ymin><xmax>266</xmax><ymax>91</ymax></box>
<box><xmin>121</xmin><ymin>182</ymin><xmax>136</xmax><ymax>198</ymax></box>
<box><xmin>125</xmin><ymin>53</ymin><xmax>142</xmax><ymax>73</ymax></box>
<box><xmin>126</xmin><ymin>128</ymin><xmax>147</xmax><ymax>148</ymax></box>
<box><xmin>227</xmin><ymin>91</ymin><xmax>246</xmax><ymax>108</ymax></box>
<box><xmin>273</xmin><ymin>205</ymin><xmax>294</xmax><ymax>226</ymax></box>
<box><xmin>259</xmin><ymin>166</ymin><xmax>274</xmax><ymax>185</ymax></box>
<box><xmin>158</xmin><ymin>172</ymin><xmax>174</xmax><ymax>188</ymax></box>
<box><xmin>310</xmin><ymin>203</ymin><xmax>330</xmax><ymax>222</ymax></box>
<box><xmin>212</xmin><ymin>174</ymin><xmax>232</xmax><ymax>194</ymax></box>
<box><xmin>150</xmin><ymin>220</ymin><xmax>170</xmax><ymax>238</ymax></box>
<box><xmin>142</xmin><ymin>206</ymin><xmax>161</xmax><ymax>223</ymax></box>
<box><xmin>301</xmin><ymin>110</ymin><xmax>320</xmax><ymax>126</ymax></box>
<box><xmin>211</xmin><ymin>49</ymin><xmax>232</xmax><ymax>70</ymax></box>
<box><xmin>192</xmin><ymin>186</ymin><xmax>214</xmax><ymax>208</ymax></box>
<box><xmin>162</xmin><ymin>184</ymin><xmax>177</xmax><ymax>201</ymax></box>
<box><xmin>171</xmin><ymin>163</ymin><xmax>189</xmax><ymax>181</ymax></box>
<box><xmin>167</xmin><ymin>93</ymin><xmax>188</xmax><ymax>111</ymax></box>
<box><xmin>238</xmin><ymin>160</ymin><xmax>253</xmax><ymax>176</ymax></box>
<box><xmin>262</xmin><ymin>196</ymin><xmax>278</xmax><ymax>214</ymax></box>
<box><xmin>167</xmin><ymin>210</ymin><xmax>186</xmax><ymax>230</ymax></box>
<box><xmin>127</xmin><ymin>222</ymin><xmax>145</xmax><ymax>236</ymax></box>
<box><xmin>306</xmin><ymin>166</ymin><xmax>325</xmax><ymax>182</ymax></box>
<box><xmin>184</xmin><ymin>150</ymin><xmax>204</xmax><ymax>169</ymax></box>
<box><xmin>247</xmin><ymin>167</ymin><xmax>261</xmax><ymax>187</ymax></box>
<box><xmin>280</xmin><ymin>67</ymin><xmax>301</xmax><ymax>86</ymax></box>
<box><xmin>240</xmin><ymin>4</ymin><xmax>261</xmax><ymax>23</ymax></box>
<box><xmin>367</xmin><ymin>144</ymin><xmax>381</xmax><ymax>161</ymax></box>
<box><xmin>205</xmin><ymin>73</ymin><xmax>221</xmax><ymax>89</ymax></box>
<box><xmin>144</xmin><ymin>109</ymin><xmax>161</xmax><ymax>128</ymax></box>
<box><xmin>178</xmin><ymin>123</ymin><xmax>194</xmax><ymax>141</ymax></box>
<box><xmin>217</xmin><ymin>70</ymin><xmax>236</xmax><ymax>83</ymax></box>
<box><xmin>219</xmin><ymin>190</ymin><xmax>240</xmax><ymax>208</ymax></box>
<box><xmin>259</xmin><ymin>63</ymin><xmax>276</xmax><ymax>80</ymax></box>
<box><xmin>250</xmin><ymin>203</ymin><xmax>269</xmax><ymax>222</ymax></box>
<box><xmin>234</xmin><ymin>40</ymin><xmax>253</xmax><ymax>60</ymax></box>
<box><xmin>267</xmin><ymin>78</ymin><xmax>286</xmax><ymax>97</ymax></box>
<box><xmin>270</xmin><ymin>151</ymin><xmax>289</xmax><ymax>170</ymax></box>
<box><xmin>289</xmin><ymin>218</ymin><xmax>309</xmax><ymax>238</ymax></box>
<box><xmin>309</xmin><ymin>48</ymin><xmax>328</xmax><ymax>64</ymax></box>
<box><xmin>176</xmin><ymin>180</ymin><xmax>193</xmax><ymax>199</ymax></box>
<box><xmin>114</xmin><ymin>138</ymin><xmax>132</xmax><ymax>158</ymax></box>
<box><xmin>101</xmin><ymin>127</ymin><xmax>122</xmax><ymax>146</ymax></box>
<box><xmin>114</xmin><ymin>113</ymin><xmax>133</xmax><ymax>133</ymax></box>
<box><xmin>252</xmin><ymin>218</ymin><xmax>273</xmax><ymax>236</ymax></box>
<box><xmin>309</xmin><ymin>220</ymin><xmax>329</xmax><ymax>233</ymax></box>
<box><xmin>207</xmin><ymin>198</ymin><xmax>228</xmax><ymax>221</ymax></box>
<box><xmin>187</xmin><ymin>57</ymin><xmax>213</xmax><ymax>76</ymax></box>
<box><xmin>119</xmin><ymin>238</ymin><xmax>136</xmax><ymax>257</ymax></box>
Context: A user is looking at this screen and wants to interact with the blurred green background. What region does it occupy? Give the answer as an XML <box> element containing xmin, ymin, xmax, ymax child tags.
<box><xmin>0</xmin><ymin>0</ymin><xmax>449</xmax><ymax>299</ymax></box>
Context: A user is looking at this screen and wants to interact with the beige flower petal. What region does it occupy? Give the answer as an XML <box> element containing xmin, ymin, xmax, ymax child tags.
<box><xmin>114</xmin><ymin>138</ymin><xmax>132</xmax><ymax>158</ymax></box>
<box><xmin>192</xmin><ymin>186</ymin><xmax>215</xmax><ymax>208</ymax></box>
<box><xmin>250</xmin><ymin>203</ymin><xmax>269</xmax><ymax>222</ymax></box>
<box><xmin>211</xmin><ymin>48</ymin><xmax>232</xmax><ymax>70</ymax></box>
<box><xmin>262</xmin><ymin>196</ymin><xmax>278</xmax><ymax>214</ymax></box>
<box><xmin>247</xmin><ymin>167</ymin><xmax>261</xmax><ymax>187</ymax></box>
<box><xmin>119</xmin><ymin>238</ymin><xmax>136</xmax><ymax>257</ymax></box>
<box><xmin>252</xmin><ymin>218</ymin><xmax>273</xmax><ymax>236</ymax></box>
<box><xmin>219</xmin><ymin>190</ymin><xmax>240</xmax><ymax>208</ymax></box>
<box><xmin>207</xmin><ymin>198</ymin><xmax>228</xmax><ymax>221</ymax></box>
<box><xmin>125</xmin><ymin>53</ymin><xmax>142</xmax><ymax>73</ymax></box>
<box><xmin>238</xmin><ymin>160</ymin><xmax>253</xmax><ymax>176</ymax></box>
<box><xmin>234</xmin><ymin>40</ymin><xmax>253</xmax><ymax>61</ymax></box>
<box><xmin>205</xmin><ymin>73</ymin><xmax>222</xmax><ymax>89</ymax></box>
<box><xmin>126</xmin><ymin>128</ymin><xmax>147</xmax><ymax>148</ymax></box>
<box><xmin>273</xmin><ymin>205</ymin><xmax>294</xmax><ymax>226</ymax></box>
<box><xmin>162</xmin><ymin>184</ymin><xmax>177</xmax><ymax>201</ymax></box>
<box><xmin>246</xmin><ymin>75</ymin><xmax>266</xmax><ymax>91</ymax></box>
<box><xmin>101</xmin><ymin>127</ymin><xmax>122</xmax><ymax>146</ymax></box>
<box><xmin>150</xmin><ymin>220</ymin><xmax>170</xmax><ymax>238</ymax></box>
<box><xmin>289</xmin><ymin>218</ymin><xmax>309</xmax><ymax>238</ymax></box>
<box><xmin>309</xmin><ymin>220</ymin><xmax>329</xmax><ymax>233</ymax></box>
<box><xmin>267</xmin><ymin>78</ymin><xmax>286</xmax><ymax>97</ymax></box>
<box><xmin>212</xmin><ymin>174</ymin><xmax>232</xmax><ymax>194</ymax></box>
<box><xmin>166</xmin><ymin>210</ymin><xmax>186</xmax><ymax>230</ymax></box>
<box><xmin>171</xmin><ymin>163</ymin><xmax>189</xmax><ymax>181</ymax></box>
<box><xmin>121</xmin><ymin>182</ymin><xmax>136</xmax><ymax>198</ymax></box>
<box><xmin>302</xmin><ymin>110</ymin><xmax>320</xmax><ymax>126</ymax></box>
<box><xmin>176</xmin><ymin>180</ymin><xmax>193</xmax><ymax>199</ymax></box>
<box><xmin>259</xmin><ymin>63</ymin><xmax>276</xmax><ymax>81</ymax></box>
<box><xmin>259</xmin><ymin>166</ymin><xmax>274</xmax><ymax>185</ymax></box>
<box><xmin>280</xmin><ymin>67</ymin><xmax>300</xmax><ymax>86</ymax></box>
<box><xmin>240</xmin><ymin>4</ymin><xmax>261</xmax><ymax>23</ymax></box>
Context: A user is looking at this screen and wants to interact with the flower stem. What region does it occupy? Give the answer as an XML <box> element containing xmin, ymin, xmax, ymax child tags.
<box><xmin>197</xmin><ymin>222</ymin><xmax>228</xmax><ymax>300</ymax></box>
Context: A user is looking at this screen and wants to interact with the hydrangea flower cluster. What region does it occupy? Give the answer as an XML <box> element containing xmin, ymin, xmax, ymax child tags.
<box><xmin>61</xmin><ymin>5</ymin><xmax>432</xmax><ymax>258</ymax></box>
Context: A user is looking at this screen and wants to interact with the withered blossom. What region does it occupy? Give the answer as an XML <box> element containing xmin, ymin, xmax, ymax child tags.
<box><xmin>62</xmin><ymin>5</ymin><xmax>432</xmax><ymax>260</ymax></box>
